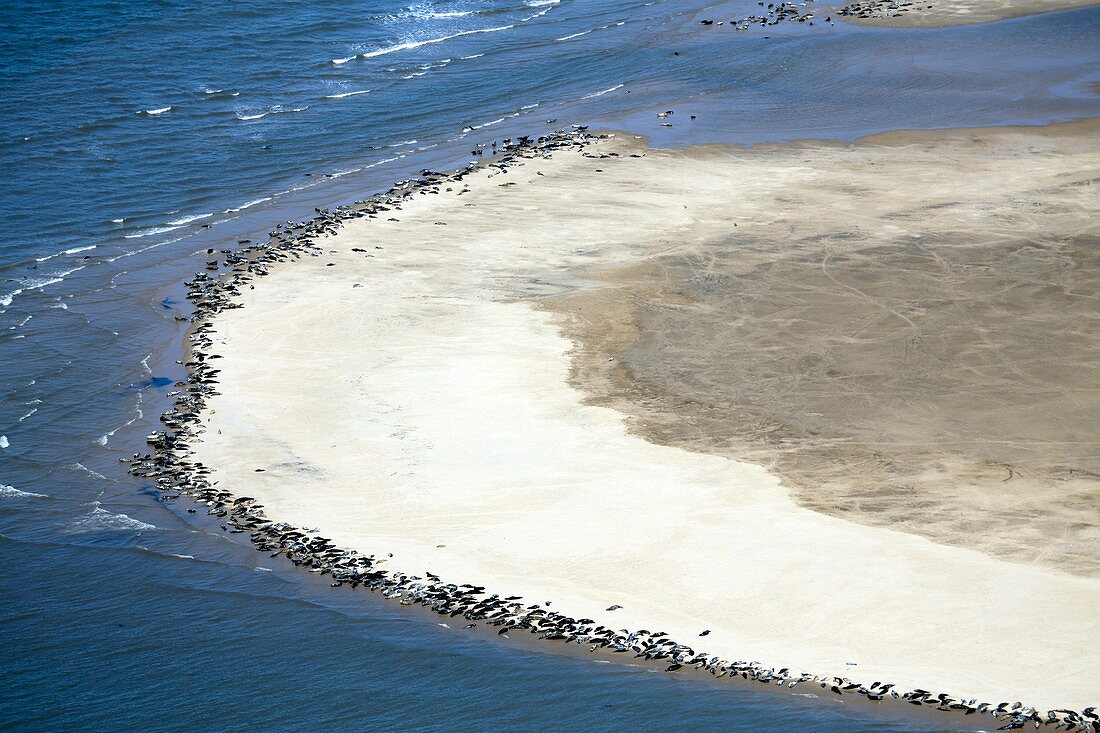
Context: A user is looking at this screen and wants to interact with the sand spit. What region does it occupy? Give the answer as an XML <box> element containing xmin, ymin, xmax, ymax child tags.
<box><xmin>837</xmin><ymin>0</ymin><xmax>1098</xmax><ymax>26</ymax></box>
<box><xmin>129</xmin><ymin>125</ymin><xmax>1099</xmax><ymax>729</ymax></box>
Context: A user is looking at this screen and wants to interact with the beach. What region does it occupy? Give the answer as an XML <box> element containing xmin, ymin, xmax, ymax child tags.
<box><xmin>183</xmin><ymin>122</ymin><xmax>1100</xmax><ymax>718</ymax></box>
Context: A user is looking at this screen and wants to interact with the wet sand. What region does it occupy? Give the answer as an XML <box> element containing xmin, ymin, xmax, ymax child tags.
<box><xmin>840</xmin><ymin>0</ymin><xmax>1099</xmax><ymax>26</ymax></box>
<box><xmin>192</xmin><ymin>122</ymin><xmax>1100</xmax><ymax>712</ymax></box>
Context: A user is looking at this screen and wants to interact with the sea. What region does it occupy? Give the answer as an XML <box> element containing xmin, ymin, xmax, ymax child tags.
<box><xmin>1</xmin><ymin>0</ymin><xmax>1097</xmax><ymax>730</ymax></box>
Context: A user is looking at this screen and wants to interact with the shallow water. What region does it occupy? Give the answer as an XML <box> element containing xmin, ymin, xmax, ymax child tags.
<box><xmin>0</xmin><ymin>0</ymin><xmax>1097</xmax><ymax>728</ymax></box>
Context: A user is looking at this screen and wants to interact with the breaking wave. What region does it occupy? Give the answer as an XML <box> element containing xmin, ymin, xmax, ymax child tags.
<box><xmin>0</xmin><ymin>484</ymin><xmax>47</xmax><ymax>499</ymax></box>
<box><xmin>67</xmin><ymin>503</ymin><xmax>157</xmax><ymax>533</ymax></box>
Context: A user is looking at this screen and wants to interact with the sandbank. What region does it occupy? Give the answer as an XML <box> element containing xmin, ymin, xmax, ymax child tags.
<box><xmin>191</xmin><ymin>122</ymin><xmax>1100</xmax><ymax>714</ymax></box>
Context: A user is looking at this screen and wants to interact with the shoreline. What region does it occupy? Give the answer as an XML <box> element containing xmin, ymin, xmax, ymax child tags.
<box><xmin>129</xmin><ymin>124</ymin><xmax>1100</xmax><ymax>730</ymax></box>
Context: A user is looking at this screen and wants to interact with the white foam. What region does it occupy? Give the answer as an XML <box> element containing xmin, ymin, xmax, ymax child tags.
<box><xmin>525</xmin><ymin>0</ymin><xmax>559</xmax><ymax>5</ymax></box>
<box><xmin>111</xmin><ymin>218</ymin><xmax>126</xmax><ymax>223</ymax></box>
<box><xmin>99</xmin><ymin>391</ymin><xmax>145</xmax><ymax>446</ymax></box>
<box><xmin>390</xmin><ymin>139</ymin><xmax>419</xmax><ymax>147</ymax></box>
<box><xmin>465</xmin><ymin>117</ymin><xmax>506</xmax><ymax>132</ymax></box>
<box><xmin>523</xmin><ymin>5</ymin><xmax>557</xmax><ymax>19</ymax></box>
<box><xmin>419</xmin><ymin>10</ymin><xmax>475</xmax><ymax>18</ymax></box>
<box><xmin>521</xmin><ymin>103</ymin><xmax>540</xmax><ymax>110</ymax></box>
<box><xmin>357</xmin><ymin>25</ymin><xmax>514</xmax><ymax>60</ymax></box>
<box><xmin>71</xmin><ymin>462</ymin><xmax>109</xmax><ymax>481</ymax></box>
<box><xmin>0</xmin><ymin>436</ymin><xmax>7</xmax><ymax>449</ymax></box>
<box><xmin>141</xmin><ymin>106</ymin><xmax>173</xmax><ymax>116</ymax></box>
<box><xmin>0</xmin><ymin>266</ymin><xmax>83</xmax><ymax>308</ymax></box>
<box><xmin>33</xmin><ymin>244</ymin><xmax>97</xmax><ymax>263</ymax></box>
<box><xmin>370</xmin><ymin>155</ymin><xmax>402</xmax><ymax>168</ymax></box>
<box><xmin>56</xmin><ymin>264</ymin><xmax>85</xmax><ymax>279</ymax></box>
<box><xmin>241</xmin><ymin>105</ymin><xmax>309</xmax><ymax>119</ymax></box>
<box><xmin>18</xmin><ymin>408</ymin><xmax>37</xmax><ymax>422</ymax></box>
<box><xmin>224</xmin><ymin>196</ymin><xmax>272</xmax><ymax>213</ymax></box>
<box><xmin>125</xmin><ymin>225</ymin><xmax>185</xmax><ymax>239</ymax></box>
<box><xmin>67</xmin><ymin>505</ymin><xmax>157</xmax><ymax>533</ymax></box>
<box><xmin>582</xmin><ymin>83</ymin><xmax>624</xmax><ymax>99</ymax></box>
<box><xmin>332</xmin><ymin>55</ymin><xmax>358</xmax><ymax>65</ymax></box>
<box><xmin>323</xmin><ymin>90</ymin><xmax>371</xmax><ymax>99</ymax></box>
<box><xmin>0</xmin><ymin>484</ymin><xmax>47</xmax><ymax>499</ymax></box>
<box><xmin>166</xmin><ymin>212</ymin><xmax>213</xmax><ymax>226</ymax></box>
<box><xmin>105</xmin><ymin>229</ymin><xmax>193</xmax><ymax>262</ymax></box>
<box><xmin>460</xmin><ymin>53</ymin><xmax>484</xmax><ymax>59</ymax></box>
<box><xmin>557</xmin><ymin>30</ymin><xmax>592</xmax><ymax>40</ymax></box>
<box><xmin>277</xmin><ymin>154</ymin><xmax>402</xmax><ymax>198</ymax></box>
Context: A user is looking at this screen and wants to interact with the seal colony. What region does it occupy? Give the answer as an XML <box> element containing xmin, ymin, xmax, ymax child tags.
<box><xmin>834</xmin><ymin>0</ymin><xmax>1098</xmax><ymax>25</ymax></box>
<box><xmin>694</xmin><ymin>0</ymin><xmax>1098</xmax><ymax>30</ymax></box>
<box><xmin>126</xmin><ymin>125</ymin><xmax>1099</xmax><ymax>731</ymax></box>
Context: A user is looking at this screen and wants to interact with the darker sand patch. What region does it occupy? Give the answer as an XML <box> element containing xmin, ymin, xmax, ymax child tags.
<box><xmin>549</xmin><ymin>125</ymin><xmax>1100</xmax><ymax>577</ymax></box>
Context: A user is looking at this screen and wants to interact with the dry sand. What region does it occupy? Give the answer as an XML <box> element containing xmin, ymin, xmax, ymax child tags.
<box><xmin>843</xmin><ymin>0</ymin><xmax>1098</xmax><ymax>26</ymax></box>
<box><xmin>193</xmin><ymin>122</ymin><xmax>1100</xmax><ymax>712</ymax></box>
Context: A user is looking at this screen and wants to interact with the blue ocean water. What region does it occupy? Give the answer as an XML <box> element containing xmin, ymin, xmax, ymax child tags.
<box><xmin>0</xmin><ymin>0</ymin><xmax>1097</xmax><ymax>729</ymax></box>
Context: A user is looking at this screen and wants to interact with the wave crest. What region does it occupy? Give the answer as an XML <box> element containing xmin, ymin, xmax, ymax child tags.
<box><xmin>348</xmin><ymin>24</ymin><xmax>514</xmax><ymax>62</ymax></box>
<box><xmin>67</xmin><ymin>505</ymin><xmax>157</xmax><ymax>533</ymax></box>
<box><xmin>0</xmin><ymin>484</ymin><xmax>48</xmax><ymax>499</ymax></box>
<box><xmin>582</xmin><ymin>83</ymin><xmax>624</xmax><ymax>99</ymax></box>
<box><xmin>323</xmin><ymin>90</ymin><xmax>371</xmax><ymax>99</ymax></box>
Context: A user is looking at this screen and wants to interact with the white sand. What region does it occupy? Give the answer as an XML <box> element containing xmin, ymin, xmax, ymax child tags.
<box><xmin>194</xmin><ymin>126</ymin><xmax>1100</xmax><ymax>712</ymax></box>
